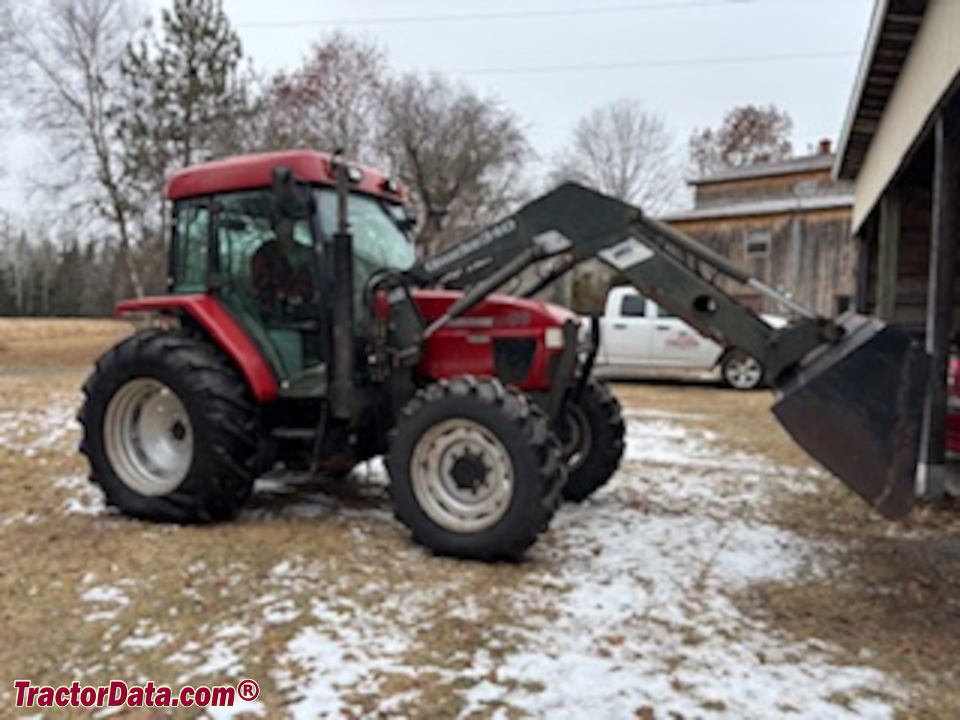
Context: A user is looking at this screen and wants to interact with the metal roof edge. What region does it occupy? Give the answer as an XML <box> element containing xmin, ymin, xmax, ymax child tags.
<box><xmin>661</xmin><ymin>194</ymin><xmax>855</xmax><ymax>223</ymax></box>
<box><xmin>834</xmin><ymin>0</ymin><xmax>896</xmax><ymax>180</ymax></box>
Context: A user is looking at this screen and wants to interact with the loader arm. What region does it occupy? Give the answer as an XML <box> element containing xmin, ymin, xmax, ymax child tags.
<box><xmin>411</xmin><ymin>182</ymin><xmax>931</xmax><ymax>520</ymax></box>
<box><xmin>414</xmin><ymin>182</ymin><xmax>829</xmax><ymax>382</ymax></box>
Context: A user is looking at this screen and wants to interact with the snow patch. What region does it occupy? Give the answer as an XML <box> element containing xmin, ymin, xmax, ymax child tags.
<box><xmin>460</xmin><ymin>417</ymin><xmax>901</xmax><ymax>719</ymax></box>
<box><xmin>55</xmin><ymin>474</ymin><xmax>107</xmax><ymax>516</ymax></box>
<box><xmin>0</xmin><ymin>396</ymin><xmax>79</xmax><ymax>454</ymax></box>
<box><xmin>79</xmin><ymin>584</ymin><xmax>132</xmax><ymax>623</ymax></box>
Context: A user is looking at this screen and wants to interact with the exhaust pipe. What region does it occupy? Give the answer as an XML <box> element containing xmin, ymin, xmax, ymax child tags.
<box><xmin>329</xmin><ymin>156</ymin><xmax>356</xmax><ymax>421</ymax></box>
<box><xmin>772</xmin><ymin>314</ymin><xmax>930</xmax><ymax>519</ymax></box>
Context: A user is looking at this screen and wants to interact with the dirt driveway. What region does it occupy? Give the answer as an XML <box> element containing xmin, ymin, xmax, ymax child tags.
<box><xmin>2</xmin><ymin>321</ymin><xmax>960</xmax><ymax>718</ymax></box>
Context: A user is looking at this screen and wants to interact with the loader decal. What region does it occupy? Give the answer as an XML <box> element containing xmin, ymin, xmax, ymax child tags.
<box><xmin>423</xmin><ymin>218</ymin><xmax>518</xmax><ymax>273</ymax></box>
<box><xmin>597</xmin><ymin>237</ymin><xmax>655</xmax><ymax>271</ymax></box>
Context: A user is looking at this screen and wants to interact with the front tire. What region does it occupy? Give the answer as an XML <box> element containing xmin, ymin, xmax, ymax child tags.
<box><xmin>720</xmin><ymin>350</ymin><xmax>765</xmax><ymax>390</ymax></box>
<box><xmin>558</xmin><ymin>377</ymin><xmax>625</xmax><ymax>501</ymax></box>
<box><xmin>79</xmin><ymin>330</ymin><xmax>258</xmax><ymax>523</ymax></box>
<box><xmin>386</xmin><ymin>377</ymin><xmax>565</xmax><ymax>560</ymax></box>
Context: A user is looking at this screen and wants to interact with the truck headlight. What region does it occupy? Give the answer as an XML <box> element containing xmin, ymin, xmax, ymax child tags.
<box><xmin>544</xmin><ymin>327</ymin><xmax>565</xmax><ymax>350</ymax></box>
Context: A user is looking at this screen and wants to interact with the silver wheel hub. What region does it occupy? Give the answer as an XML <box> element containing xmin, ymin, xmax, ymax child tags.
<box><xmin>726</xmin><ymin>356</ymin><xmax>762</xmax><ymax>389</ymax></box>
<box><xmin>104</xmin><ymin>378</ymin><xmax>194</xmax><ymax>496</ymax></box>
<box><xmin>410</xmin><ymin>419</ymin><xmax>514</xmax><ymax>533</ymax></box>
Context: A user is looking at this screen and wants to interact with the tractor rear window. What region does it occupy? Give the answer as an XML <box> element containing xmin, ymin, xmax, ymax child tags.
<box><xmin>173</xmin><ymin>200</ymin><xmax>209</xmax><ymax>292</ymax></box>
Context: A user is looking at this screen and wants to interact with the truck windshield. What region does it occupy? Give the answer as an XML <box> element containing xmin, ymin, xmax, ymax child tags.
<box><xmin>315</xmin><ymin>189</ymin><xmax>416</xmax><ymax>273</ymax></box>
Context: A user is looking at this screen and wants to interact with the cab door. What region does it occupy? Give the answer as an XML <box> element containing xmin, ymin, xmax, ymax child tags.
<box><xmin>172</xmin><ymin>191</ymin><xmax>325</xmax><ymax>393</ymax></box>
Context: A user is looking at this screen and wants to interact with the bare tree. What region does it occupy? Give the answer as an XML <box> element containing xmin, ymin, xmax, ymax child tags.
<box><xmin>258</xmin><ymin>32</ymin><xmax>387</xmax><ymax>163</ymax></box>
<box><xmin>550</xmin><ymin>99</ymin><xmax>683</xmax><ymax>214</ymax></box>
<box><xmin>689</xmin><ymin>104</ymin><xmax>793</xmax><ymax>177</ymax></box>
<box><xmin>0</xmin><ymin>0</ymin><xmax>145</xmax><ymax>294</ymax></box>
<box><xmin>380</xmin><ymin>73</ymin><xmax>532</xmax><ymax>255</ymax></box>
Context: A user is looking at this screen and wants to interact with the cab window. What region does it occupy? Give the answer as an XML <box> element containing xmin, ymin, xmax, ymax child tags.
<box><xmin>172</xmin><ymin>199</ymin><xmax>209</xmax><ymax>293</ymax></box>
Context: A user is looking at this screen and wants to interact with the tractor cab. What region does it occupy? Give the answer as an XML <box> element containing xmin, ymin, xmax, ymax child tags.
<box><xmin>166</xmin><ymin>150</ymin><xmax>416</xmax><ymax>392</ymax></box>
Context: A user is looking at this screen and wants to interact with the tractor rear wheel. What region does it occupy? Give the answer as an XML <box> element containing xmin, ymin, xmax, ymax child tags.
<box><xmin>558</xmin><ymin>377</ymin><xmax>625</xmax><ymax>501</ymax></box>
<box><xmin>386</xmin><ymin>377</ymin><xmax>565</xmax><ymax>560</ymax></box>
<box><xmin>79</xmin><ymin>329</ymin><xmax>258</xmax><ymax>523</ymax></box>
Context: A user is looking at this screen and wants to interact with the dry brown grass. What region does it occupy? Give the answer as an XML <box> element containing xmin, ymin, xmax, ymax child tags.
<box><xmin>609</xmin><ymin>381</ymin><xmax>960</xmax><ymax>719</ymax></box>
<box><xmin>0</xmin><ymin>368</ymin><xmax>547</xmax><ymax>718</ymax></box>
<box><xmin>0</xmin><ymin>318</ymin><xmax>133</xmax><ymax>369</ymax></box>
<box><xmin>5</xmin><ymin>361</ymin><xmax>960</xmax><ymax>716</ymax></box>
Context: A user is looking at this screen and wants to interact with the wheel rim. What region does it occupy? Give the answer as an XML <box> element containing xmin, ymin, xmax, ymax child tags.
<box><xmin>560</xmin><ymin>403</ymin><xmax>592</xmax><ymax>471</ymax></box>
<box><xmin>410</xmin><ymin>418</ymin><xmax>514</xmax><ymax>533</ymax></box>
<box><xmin>104</xmin><ymin>378</ymin><xmax>194</xmax><ymax>496</ymax></box>
<box><xmin>725</xmin><ymin>355</ymin><xmax>763</xmax><ymax>389</ymax></box>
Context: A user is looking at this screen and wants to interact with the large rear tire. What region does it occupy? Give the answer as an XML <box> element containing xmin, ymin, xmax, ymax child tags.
<box><xmin>79</xmin><ymin>330</ymin><xmax>258</xmax><ymax>523</ymax></box>
<box><xmin>558</xmin><ymin>377</ymin><xmax>625</xmax><ymax>501</ymax></box>
<box><xmin>386</xmin><ymin>377</ymin><xmax>565</xmax><ymax>560</ymax></box>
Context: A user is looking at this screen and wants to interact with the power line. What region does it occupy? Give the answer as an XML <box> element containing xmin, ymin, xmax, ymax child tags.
<box><xmin>454</xmin><ymin>51</ymin><xmax>856</xmax><ymax>76</ymax></box>
<box><xmin>236</xmin><ymin>0</ymin><xmax>760</xmax><ymax>29</ymax></box>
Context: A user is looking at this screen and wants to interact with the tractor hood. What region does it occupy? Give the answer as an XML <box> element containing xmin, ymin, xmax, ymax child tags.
<box><xmin>410</xmin><ymin>289</ymin><xmax>578</xmax><ymax>391</ymax></box>
<box><xmin>410</xmin><ymin>289</ymin><xmax>578</xmax><ymax>330</ymax></box>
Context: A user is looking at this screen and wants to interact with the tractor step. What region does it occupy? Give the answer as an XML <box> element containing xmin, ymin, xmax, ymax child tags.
<box><xmin>270</xmin><ymin>428</ymin><xmax>317</xmax><ymax>441</ymax></box>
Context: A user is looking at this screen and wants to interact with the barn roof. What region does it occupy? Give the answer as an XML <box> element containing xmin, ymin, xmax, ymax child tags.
<box><xmin>662</xmin><ymin>193</ymin><xmax>854</xmax><ymax>223</ymax></box>
<box><xmin>689</xmin><ymin>153</ymin><xmax>834</xmax><ymax>186</ymax></box>
<box><xmin>834</xmin><ymin>0</ymin><xmax>928</xmax><ymax>180</ymax></box>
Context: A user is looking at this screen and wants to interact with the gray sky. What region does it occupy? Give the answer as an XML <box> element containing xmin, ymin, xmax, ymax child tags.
<box><xmin>214</xmin><ymin>0</ymin><xmax>874</xmax><ymax>152</ymax></box>
<box><xmin>2</xmin><ymin>0</ymin><xmax>875</xmax><ymax>214</ymax></box>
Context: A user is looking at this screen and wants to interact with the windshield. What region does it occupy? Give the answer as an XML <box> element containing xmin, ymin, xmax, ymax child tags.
<box><xmin>316</xmin><ymin>189</ymin><xmax>416</xmax><ymax>273</ymax></box>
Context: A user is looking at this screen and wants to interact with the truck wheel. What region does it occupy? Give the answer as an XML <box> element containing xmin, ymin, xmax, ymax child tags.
<box><xmin>558</xmin><ymin>377</ymin><xmax>625</xmax><ymax>501</ymax></box>
<box><xmin>386</xmin><ymin>377</ymin><xmax>565</xmax><ymax>560</ymax></box>
<box><xmin>721</xmin><ymin>350</ymin><xmax>765</xmax><ymax>390</ymax></box>
<box><xmin>79</xmin><ymin>330</ymin><xmax>258</xmax><ymax>523</ymax></box>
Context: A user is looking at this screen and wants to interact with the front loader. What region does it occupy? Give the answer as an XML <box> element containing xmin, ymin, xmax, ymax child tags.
<box><xmin>79</xmin><ymin>150</ymin><xmax>929</xmax><ymax>561</ymax></box>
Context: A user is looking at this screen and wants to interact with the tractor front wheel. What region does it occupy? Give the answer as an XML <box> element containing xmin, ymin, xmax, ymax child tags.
<box><xmin>558</xmin><ymin>377</ymin><xmax>625</xmax><ymax>501</ymax></box>
<box><xmin>79</xmin><ymin>330</ymin><xmax>258</xmax><ymax>523</ymax></box>
<box><xmin>387</xmin><ymin>377</ymin><xmax>565</xmax><ymax>560</ymax></box>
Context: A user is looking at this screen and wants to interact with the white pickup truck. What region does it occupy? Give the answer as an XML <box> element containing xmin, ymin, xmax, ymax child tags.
<box><xmin>585</xmin><ymin>286</ymin><xmax>786</xmax><ymax>390</ymax></box>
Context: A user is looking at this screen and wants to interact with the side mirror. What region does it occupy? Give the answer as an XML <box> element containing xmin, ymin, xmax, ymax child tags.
<box><xmin>385</xmin><ymin>203</ymin><xmax>418</xmax><ymax>233</ymax></box>
<box><xmin>397</xmin><ymin>216</ymin><xmax>418</xmax><ymax>233</ymax></box>
<box><xmin>271</xmin><ymin>166</ymin><xmax>311</xmax><ymax>220</ymax></box>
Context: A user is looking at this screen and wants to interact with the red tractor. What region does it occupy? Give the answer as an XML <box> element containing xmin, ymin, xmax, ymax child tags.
<box><xmin>80</xmin><ymin>150</ymin><xmax>929</xmax><ymax>560</ymax></box>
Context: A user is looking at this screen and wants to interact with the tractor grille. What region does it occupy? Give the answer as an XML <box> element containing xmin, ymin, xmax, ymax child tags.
<box><xmin>493</xmin><ymin>338</ymin><xmax>537</xmax><ymax>385</ymax></box>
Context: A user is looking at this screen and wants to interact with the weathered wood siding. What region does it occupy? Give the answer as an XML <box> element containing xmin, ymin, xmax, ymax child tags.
<box><xmin>694</xmin><ymin>169</ymin><xmax>850</xmax><ymax>207</ymax></box>
<box><xmin>671</xmin><ymin>208</ymin><xmax>857</xmax><ymax>317</ymax></box>
<box><xmin>862</xmin><ymin>182</ymin><xmax>960</xmax><ymax>335</ymax></box>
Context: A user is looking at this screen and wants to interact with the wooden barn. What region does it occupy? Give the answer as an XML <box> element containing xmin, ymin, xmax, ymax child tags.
<box><xmin>664</xmin><ymin>144</ymin><xmax>856</xmax><ymax>317</ymax></box>
<box><xmin>835</xmin><ymin>0</ymin><xmax>960</xmax><ymax>497</ymax></box>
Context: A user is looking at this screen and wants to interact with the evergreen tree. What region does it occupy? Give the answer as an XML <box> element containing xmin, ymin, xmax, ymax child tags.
<box><xmin>116</xmin><ymin>0</ymin><xmax>255</xmax><ymax>269</ymax></box>
<box><xmin>51</xmin><ymin>237</ymin><xmax>85</xmax><ymax>317</ymax></box>
<box><xmin>0</xmin><ymin>264</ymin><xmax>17</xmax><ymax>317</ymax></box>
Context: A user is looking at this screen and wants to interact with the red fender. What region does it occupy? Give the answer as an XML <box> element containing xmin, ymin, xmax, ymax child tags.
<box><xmin>115</xmin><ymin>294</ymin><xmax>279</xmax><ymax>402</ymax></box>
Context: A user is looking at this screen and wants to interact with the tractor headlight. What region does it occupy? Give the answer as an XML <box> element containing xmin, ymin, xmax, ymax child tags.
<box><xmin>346</xmin><ymin>165</ymin><xmax>364</xmax><ymax>183</ymax></box>
<box><xmin>544</xmin><ymin>327</ymin><xmax>565</xmax><ymax>350</ymax></box>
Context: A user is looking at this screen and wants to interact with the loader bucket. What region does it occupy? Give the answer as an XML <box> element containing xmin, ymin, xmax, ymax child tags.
<box><xmin>772</xmin><ymin>314</ymin><xmax>930</xmax><ymax>519</ymax></box>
